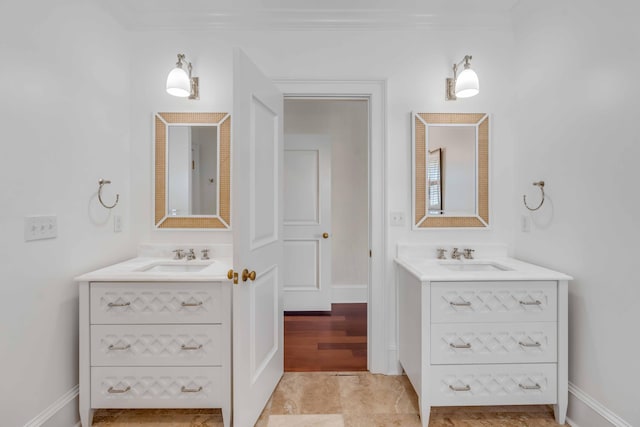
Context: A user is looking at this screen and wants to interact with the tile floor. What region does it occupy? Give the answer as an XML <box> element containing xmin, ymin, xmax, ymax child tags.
<box><xmin>92</xmin><ymin>372</ymin><xmax>567</xmax><ymax>426</ymax></box>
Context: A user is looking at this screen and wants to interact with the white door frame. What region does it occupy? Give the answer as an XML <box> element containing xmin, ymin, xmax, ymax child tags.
<box><xmin>274</xmin><ymin>80</ymin><xmax>387</xmax><ymax>374</ymax></box>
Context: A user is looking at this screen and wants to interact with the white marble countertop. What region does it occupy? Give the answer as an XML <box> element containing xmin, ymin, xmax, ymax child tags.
<box><xmin>74</xmin><ymin>256</ymin><xmax>233</xmax><ymax>282</ymax></box>
<box><xmin>395</xmin><ymin>256</ymin><xmax>573</xmax><ymax>282</ymax></box>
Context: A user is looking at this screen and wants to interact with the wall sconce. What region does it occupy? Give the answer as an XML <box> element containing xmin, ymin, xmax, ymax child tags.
<box><xmin>166</xmin><ymin>53</ymin><xmax>199</xmax><ymax>100</ymax></box>
<box><xmin>446</xmin><ymin>55</ymin><xmax>479</xmax><ymax>101</ymax></box>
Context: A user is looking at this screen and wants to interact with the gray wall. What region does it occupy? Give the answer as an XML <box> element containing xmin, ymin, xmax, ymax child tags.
<box><xmin>512</xmin><ymin>1</ymin><xmax>640</xmax><ymax>425</ymax></box>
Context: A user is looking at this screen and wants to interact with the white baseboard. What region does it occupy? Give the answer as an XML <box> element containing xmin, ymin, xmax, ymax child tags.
<box><xmin>23</xmin><ymin>385</ymin><xmax>79</xmax><ymax>427</ymax></box>
<box><xmin>386</xmin><ymin>346</ymin><xmax>402</xmax><ymax>375</ymax></box>
<box><xmin>566</xmin><ymin>416</ymin><xmax>579</xmax><ymax>427</ymax></box>
<box><xmin>567</xmin><ymin>382</ymin><xmax>631</xmax><ymax>427</ymax></box>
<box><xmin>331</xmin><ymin>284</ymin><xmax>367</xmax><ymax>303</ymax></box>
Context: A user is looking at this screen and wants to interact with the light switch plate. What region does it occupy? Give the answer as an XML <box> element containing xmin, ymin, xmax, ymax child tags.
<box><xmin>390</xmin><ymin>211</ymin><xmax>405</xmax><ymax>227</ymax></box>
<box><xmin>25</xmin><ymin>215</ymin><xmax>57</xmax><ymax>241</ymax></box>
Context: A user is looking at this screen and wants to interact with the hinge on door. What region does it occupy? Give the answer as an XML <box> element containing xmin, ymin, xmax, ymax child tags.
<box><xmin>369</xmin><ymin>250</ymin><xmax>372</xmax><ymax>258</ymax></box>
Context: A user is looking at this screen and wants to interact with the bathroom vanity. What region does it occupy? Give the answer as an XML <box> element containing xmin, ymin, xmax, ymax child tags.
<box><xmin>75</xmin><ymin>247</ymin><xmax>233</xmax><ymax>427</ymax></box>
<box><xmin>395</xmin><ymin>244</ymin><xmax>571</xmax><ymax>426</ymax></box>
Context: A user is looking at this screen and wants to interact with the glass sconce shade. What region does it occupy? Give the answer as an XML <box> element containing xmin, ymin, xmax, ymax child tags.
<box><xmin>166</xmin><ymin>67</ymin><xmax>191</xmax><ymax>98</ymax></box>
<box><xmin>455</xmin><ymin>68</ymin><xmax>479</xmax><ymax>98</ymax></box>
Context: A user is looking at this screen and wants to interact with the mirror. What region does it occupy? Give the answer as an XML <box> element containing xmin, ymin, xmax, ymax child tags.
<box><xmin>413</xmin><ymin>113</ymin><xmax>489</xmax><ymax>228</ymax></box>
<box><xmin>154</xmin><ymin>112</ymin><xmax>231</xmax><ymax>229</ymax></box>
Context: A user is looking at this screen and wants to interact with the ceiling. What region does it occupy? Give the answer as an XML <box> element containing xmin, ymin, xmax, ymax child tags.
<box><xmin>97</xmin><ymin>0</ymin><xmax>521</xmax><ymax>31</ymax></box>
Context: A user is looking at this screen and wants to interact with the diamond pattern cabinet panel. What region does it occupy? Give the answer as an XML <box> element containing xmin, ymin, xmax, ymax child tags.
<box><xmin>431</xmin><ymin>281</ymin><xmax>557</xmax><ymax>323</ymax></box>
<box><xmin>90</xmin><ymin>282</ymin><xmax>223</xmax><ymax>324</ymax></box>
<box><xmin>91</xmin><ymin>325</ymin><xmax>223</xmax><ymax>366</ymax></box>
<box><xmin>429</xmin><ymin>363</ymin><xmax>557</xmax><ymax>406</ymax></box>
<box><xmin>431</xmin><ymin>322</ymin><xmax>557</xmax><ymax>365</ymax></box>
<box><xmin>91</xmin><ymin>366</ymin><xmax>224</xmax><ymax>408</ymax></box>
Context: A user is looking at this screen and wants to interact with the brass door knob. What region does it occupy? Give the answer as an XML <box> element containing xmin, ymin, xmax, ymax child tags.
<box><xmin>242</xmin><ymin>269</ymin><xmax>257</xmax><ymax>282</ymax></box>
<box><xmin>227</xmin><ymin>269</ymin><xmax>238</xmax><ymax>285</ymax></box>
<box><xmin>322</xmin><ymin>233</ymin><xmax>329</xmax><ymax>239</ymax></box>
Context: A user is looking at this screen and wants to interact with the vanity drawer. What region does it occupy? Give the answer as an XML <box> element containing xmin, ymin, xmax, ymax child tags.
<box><xmin>91</xmin><ymin>325</ymin><xmax>224</xmax><ymax>366</ymax></box>
<box><xmin>430</xmin><ymin>322</ymin><xmax>557</xmax><ymax>365</ymax></box>
<box><xmin>428</xmin><ymin>363</ymin><xmax>557</xmax><ymax>406</ymax></box>
<box><xmin>90</xmin><ymin>282</ymin><xmax>223</xmax><ymax>324</ymax></box>
<box><xmin>91</xmin><ymin>366</ymin><xmax>225</xmax><ymax>408</ymax></box>
<box><xmin>431</xmin><ymin>281</ymin><xmax>557</xmax><ymax>323</ymax></box>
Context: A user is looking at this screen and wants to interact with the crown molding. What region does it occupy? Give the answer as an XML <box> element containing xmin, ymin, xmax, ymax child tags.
<box><xmin>100</xmin><ymin>7</ymin><xmax>513</xmax><ymax>32</ymax></box>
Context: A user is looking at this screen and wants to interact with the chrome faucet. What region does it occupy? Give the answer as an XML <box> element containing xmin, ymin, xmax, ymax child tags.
<box><xmin>436</xmin><ymin>248</ymin><xmax>448</xmax><ymax>260</ymax></box>
<box><xmin>201</xmin><ymin>249</ymin><xmax>210</xmax><ymax>260</ymax></box>
<box><xmin>463</xmin><ymin>248</ymin><xmax>475</xmax><ymax>259</ymax></box>
<box><xmin>186</xmin><ymin>249</ymin><xmax>196</xmax><ymax>260</ymax></box>
<box><xmin>451</xmin><ymin>248</ymin><xmax>463</xmax><ymax>260</ymax></box>
<box><xmin>173</xmin><ymin>249</ymin><xmax>185</xmax><ymax>260</ymax></box>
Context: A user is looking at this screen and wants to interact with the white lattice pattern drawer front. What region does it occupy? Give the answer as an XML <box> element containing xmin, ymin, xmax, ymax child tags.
<box><xmin>90</xmin><ymin>282</ymin><xmax>223</xmax><ymax>324</ymax></box>
<box><xmin>91</xmin><ymin>325</ymin><xmax>223</xmax><ymax>366</ymax></box>
<box><xmin>91</xmin><ymin>366</ymin><xmax>225</xmax><ymax>408</ymax></box>
<box><xmin>430</xmin><ymin>322</ymin><xmax>557</xmax><ymax>364</ymax></box>
<box><xmin>429</xmin><ymin>363</ymin><xmax>557</xmax><ymax>406</ymax></box>
<box><xmin>431</xmin><ymin>281</ymin><xmax>557</xmax><ymax>323</ymax></box>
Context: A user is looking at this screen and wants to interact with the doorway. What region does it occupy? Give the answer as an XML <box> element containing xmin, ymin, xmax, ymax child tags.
<box><xmin>282</xmin><ymin>98</ymin><xmax>370</xmax><ymax>372</ymax></box>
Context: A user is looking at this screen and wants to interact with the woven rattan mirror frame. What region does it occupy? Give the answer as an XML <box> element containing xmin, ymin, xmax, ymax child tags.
<box><xmin>154</xmin><ymin>112</ymin><xmax>231</xmax><ymax>229</ymax></box>
<box><xmin>413</xmin><ymin>112</ymin><xmax>489</xmax><ymax>228</ymax></box>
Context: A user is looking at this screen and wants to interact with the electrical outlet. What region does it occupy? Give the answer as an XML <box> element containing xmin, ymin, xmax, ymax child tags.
<box><xmin>114</xmin><ymin>215</ymin><xmax>122</xmax><ymax>233</ymax></box>
<box><xmin>521</xmin><ymin>215</ymin><xmax>531</xmax><ymax>232</ymax></box>
<box><xmin>25</xmin><ymin>215</ymin><xmax>57</xmax><ymax>241</ymax></box>
<box><xmin>390</xmin><ymin>211</ymin><xmax>405</xmax><ymax>227</ymax></box>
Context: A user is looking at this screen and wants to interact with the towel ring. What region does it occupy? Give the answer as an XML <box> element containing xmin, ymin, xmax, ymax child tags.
<box><xmin>98</xmin><ymin>179</ymin><xmax>119</xmax><ymax>209</ymax></box>
<box><xmin>523</xmin><ymin>181</ymin><xmax>545</xmax><ymax>211</ymax></box>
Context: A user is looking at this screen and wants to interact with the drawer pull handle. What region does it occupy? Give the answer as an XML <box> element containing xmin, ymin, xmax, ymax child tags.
<box><xmin>519</xmin><ymin>383</ymin><xmax>541</xmax><ymax>390</ymax></box>
<box><xmin>519</xmin><ymin>300</ymin><xmax>542</xmax><ymax>306</ymax></box>
<box><xmin>108</xmin><ymin>386</ymin><xmax>131</xmax><ymax>394</ymax></box>
<box><xmin>181</xmin><ymin>386</ymin><xmax>203</xmax><ymax>393</ymax></box>
<box><xmin>107</xmin><ymin>302</ymin><xmax>131</xmax><ymax>307</ymax></box>
<box><xmin>108</xmin><ymin>344</ymin><xmax>131</xmax><ymax>351</ymax></box>
<box><xmin>181</xmin><ymin>344</ymin><xmax>203</xmax><ymax>350</ymax></box>
<box><xmin>450</xmin><ymin>301</ymin><xmax>472</xmax><ymax>307</ymax></box>
<box><xmin>519</xmin><ymin>341</ymin><xmax>541</xmax><ymax>347</ymax></box>
<box><xmin>449</xmin><ymin>385</ymin><xmax>471</xmax><ymax>392</ymax></box>
<box><xmin>449</xmin><ymin>343</ymin><xmax>472</xmax><ymax>349</ymax></box>
<box><xmin>181</xmin><ymin>301</ymin><xmax>203</xmax><ymax>307</ymax></box>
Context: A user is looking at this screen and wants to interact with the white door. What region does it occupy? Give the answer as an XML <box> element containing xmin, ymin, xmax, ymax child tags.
<box><xmin>232</xmin><ymin>49</ymin><xmax>284</xmax><ymax>427</ymax></box>
<box><xmin>283</xmin><ymin>135</ymin><xmax>332</xmax><ymax>311</ymax></box>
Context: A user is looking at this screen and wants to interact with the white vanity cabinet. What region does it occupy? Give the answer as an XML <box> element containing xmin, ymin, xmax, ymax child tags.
<box><xmin>396</xmin><ymin>257</ymin><xmax>570</xmax><ymax>427</ymax></box>
<box><xmin>78</xmin><ymin>281</ymin><xmax>231</xmax><ymax>427</ymax></box>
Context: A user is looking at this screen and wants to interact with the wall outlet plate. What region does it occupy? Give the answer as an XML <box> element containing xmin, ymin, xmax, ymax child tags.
<box><xmin>25</xmin><ymin>215</ymin><xmax>57</xmax><ymax>241</ymax></box>
<box><xmin>390</xmin><ymin>211</ymin><xmax>405</xmax><ymax>227</ymax></box>
<box><xmin>114</xmin><ymin>215</ymin><xmax>122</xmax><ymax>233</ymax></box>
<box><xmin>521</xmin><ymin>215</ymin><xmax>531</xmax><ymax>232</ymax></box>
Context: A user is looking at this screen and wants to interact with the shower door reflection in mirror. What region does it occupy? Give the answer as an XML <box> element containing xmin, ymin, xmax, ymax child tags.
<box><xmin>167</xmin><ymin>125</ymin><xmax>218</xmax><ymax>216</ymax></box>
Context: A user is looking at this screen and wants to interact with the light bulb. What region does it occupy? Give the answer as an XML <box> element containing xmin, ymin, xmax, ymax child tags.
<box><xmin>455</xmin><ymin>68</ymin><xmax>479</xmax><ymax>98</ymax></box>
<box><xmin>166</xmin><ymin>67</ymin><xmax>191</xmax><ymax>98</ymax></box>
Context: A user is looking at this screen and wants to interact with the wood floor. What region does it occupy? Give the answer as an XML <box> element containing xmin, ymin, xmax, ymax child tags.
<box><xmin>284</xmin><ymin>303</ymin><xmax>367</xmax><ymax>372</ymax></box>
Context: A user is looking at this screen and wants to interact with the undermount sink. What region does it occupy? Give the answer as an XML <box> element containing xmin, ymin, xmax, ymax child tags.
<box><xmin>140</xmin><ymin>262</ymin><xmax>212</xmax><ymax>273</ymax></box>
<box><xmin>439</xmin><ymin>262</ymin><xmax>511</xmax><ymax>272</ymax></box>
